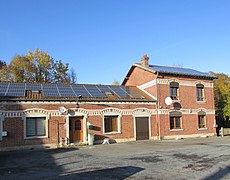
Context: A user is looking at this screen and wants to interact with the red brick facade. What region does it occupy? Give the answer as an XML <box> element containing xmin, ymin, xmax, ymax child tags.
<box><xmin>123</xmin><ymin>62</ymin><xmax>216</xmax><ymax>139</ymax></box>
<box><xmin>0</xmin><ymin>57</ymin><xmax>217</xmax><ymax>149</ymax></box>
<box><xmin>0</xmin><ymin>102</ymin><xmax>156</xmax><ymax>148</ymax></box>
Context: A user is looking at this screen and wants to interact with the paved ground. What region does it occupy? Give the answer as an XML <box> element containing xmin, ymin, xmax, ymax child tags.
<box><xmin>1</xmin><ymin>137</ymin><xmax>230</xmax><ymax>179</ymax></box>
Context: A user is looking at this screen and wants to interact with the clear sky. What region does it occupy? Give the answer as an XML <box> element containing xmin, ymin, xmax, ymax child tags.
<box><xmin>0</xmin><ymin>0</ymin><xmax>230</xmax><ymax>84</ymax></box>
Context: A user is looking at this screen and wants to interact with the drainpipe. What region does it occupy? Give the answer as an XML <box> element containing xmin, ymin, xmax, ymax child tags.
<box><xmin>156</xmin><ymin>72</ymin><xmax>161</xmax><ymax>140</ymax></box>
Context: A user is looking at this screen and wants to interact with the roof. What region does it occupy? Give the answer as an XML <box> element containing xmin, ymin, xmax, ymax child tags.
<box><xmin>0</xmin><ymin>82</ymin><xmax>155</xmax><ymax>102</ymax></box>
<box><xmin>149</xmin><ymin>64</ymin><xmax>216</xmax><ymax>78</ymax></box>
<box><xmin>122</xmin><ymin>63</ymin><xmax>217</xmax><ymax>85</ymax></box>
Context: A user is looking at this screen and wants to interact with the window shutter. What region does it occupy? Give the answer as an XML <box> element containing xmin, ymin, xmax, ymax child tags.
<box><xmin>37</xmin><ymin>118</ymin><xmax>45</xmax><ymax>135</ymax></box>
<box><xmin>112</xmin><ymin>116</ymin><xmax>118</xmax><ymax>132</ymax></box>
<box><xmin>27</xmin><ymin>118</ymin><xmax>35</xmax><ymax>136</ymax></box>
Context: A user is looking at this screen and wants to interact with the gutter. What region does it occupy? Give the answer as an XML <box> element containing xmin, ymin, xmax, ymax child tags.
<box><xmin>156</xmin><ymin>71</ymin><xmax>161</xmax><ymax>140</ymax></box>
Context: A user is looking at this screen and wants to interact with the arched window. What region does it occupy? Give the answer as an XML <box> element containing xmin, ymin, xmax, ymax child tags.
<box><xmin>196</xmin><ymin>84</ymin><xmax>204</xmax><ymax>101</ymax></box>
<box><xmin>198</xmin><ymin>111</ymin><xmax>206</xmax><ymax>128</ymax></box>
<box><xmin>169</xmin><ymin>111</ymin><xmax>182</xmax><ymax>129</ymax></box>
<box><xmin>170</xmin><ymin>82</ymin><xmax>179</xmax><ymax>100</ymax></box>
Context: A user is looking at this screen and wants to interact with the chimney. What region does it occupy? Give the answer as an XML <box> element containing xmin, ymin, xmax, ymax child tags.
<box><xmin>141</xmin><ymin>54</ymin><xmax>149</xmax><ymax>67</ymax></box>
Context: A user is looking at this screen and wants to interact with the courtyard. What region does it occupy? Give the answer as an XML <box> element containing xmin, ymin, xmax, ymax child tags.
<box><xmin>1</xmin><ymin>137</ymin><xmax>230</xmax><ymax>179</ymax></box>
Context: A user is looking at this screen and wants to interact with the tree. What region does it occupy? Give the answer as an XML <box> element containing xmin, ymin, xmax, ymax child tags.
<box><xmin>211</xmin><ymin>72</ymin><xmax>230</xmax><ymax>122</ymax></box>
<box><xmin>0</xmin><ymin>60</ymin><xmax>12</xmax><ymax>81</ymax></box>
<box><xmin>53</xmin><ymin>60</ymin><xmax>70</xmax><ymax>83</ymax></box>
<box><xmin>70</xmin><ymin>68</ymin><xmax>77</xmax><ymax>84</ymax></box>
<box><xmin>9</xmin><ymin>55</ymin><xmax>34</xmax><ymax>82</ymax></box>
<box><xmin>8</xmin><ymin>48</ymin><xmax>75</xmax><ymax>83</ymax></box>
<box><xmin>0</xmin><ymin>60</ymin><xmax>6</xmax><ymax>69</ymax></box>
<box><xmin>112</xmin><ymin>80</ymin><xmax>120</xmax><ymax>85</ymax></box>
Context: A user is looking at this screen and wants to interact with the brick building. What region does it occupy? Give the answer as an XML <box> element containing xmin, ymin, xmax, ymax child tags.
<box><xmin>0</xmin><ymin>83</ymin><xmax>156</xmax><ymax>148</ymax></box>
<box><xmin>0</xmin><ymin>55</ymin><xmax>217</xmax><ymax>149</ymax></box>
<box><xmin>122</xmin><ymin>55</ymin><xmax>217</xmax><ymax>139</ymax></box>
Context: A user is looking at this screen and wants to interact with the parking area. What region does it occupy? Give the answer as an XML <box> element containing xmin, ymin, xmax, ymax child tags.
<box><xmin>1</xmin><ymin>137</ymin><xmax>230</xmax><ymax>179</ymax></box>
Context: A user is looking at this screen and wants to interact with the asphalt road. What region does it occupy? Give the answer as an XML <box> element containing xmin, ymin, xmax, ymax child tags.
<box><xmin>1</xmin><ymin>137</ymin><xmax>230</xmax><ymax>180</ymax></box>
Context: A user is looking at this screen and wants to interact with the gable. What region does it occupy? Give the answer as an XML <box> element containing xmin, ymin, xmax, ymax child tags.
<box><xmin>122</xmin><ymin>66</ymin><xmax>156</xmax><ymax>86</ymax></box>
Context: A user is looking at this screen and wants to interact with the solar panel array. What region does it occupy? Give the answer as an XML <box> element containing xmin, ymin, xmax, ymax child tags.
<box><xmin>150</xmin><ymin>65</ymin><xmax>216</xmax><ymax>78</ymax></box>
<box><xmin>0</xmin><ymin>82</ymin><xmax>145</xmax><ymax>99</ymax></box>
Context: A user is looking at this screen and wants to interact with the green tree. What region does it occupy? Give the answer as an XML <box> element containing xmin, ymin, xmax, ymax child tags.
<box><xmin>212</xmin><ymin>72</ymin><xmax>230</xmax><ymax>121</ymax></box>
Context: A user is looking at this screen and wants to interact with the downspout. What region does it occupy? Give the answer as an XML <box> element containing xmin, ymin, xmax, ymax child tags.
<box><xmin>156</xmin><ymin>72</ymin><xmax>161</xmax><ymax>140</ymax></box>
<box><xmin>211</xmin><ymin>81</ymin><xmax>217</xmax><ymax>134</ymax></box>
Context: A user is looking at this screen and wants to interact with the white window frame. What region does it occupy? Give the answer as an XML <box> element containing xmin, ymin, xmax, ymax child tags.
<box><xmin>23</xmin><ymin>112</ymin><xmax>49</xmax><ymax>139</ymax></box>
<box><xmin>103</xmin><ymin>112</ymin><xmax>121</xmax><ymax>134</ymax></box>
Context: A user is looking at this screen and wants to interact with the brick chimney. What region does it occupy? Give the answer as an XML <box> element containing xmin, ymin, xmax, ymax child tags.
<box><xmin>141</xmin><ymin>54</ymin><xmax>149</xmax><ymax>67</ymax></box>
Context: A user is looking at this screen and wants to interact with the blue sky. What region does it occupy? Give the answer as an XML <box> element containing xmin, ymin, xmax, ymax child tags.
<box><xmin>0</xmin><ymin>0</ymin><xmax>230</xmax><ymax>84</ymax></box>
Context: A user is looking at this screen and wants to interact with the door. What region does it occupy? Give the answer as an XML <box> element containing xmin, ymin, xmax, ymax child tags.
<box><xmin>135</xmin><ymin>117</ymin><xmax>149</xmax><ymax>140</ymax></box>
<box><xmin>69</xmin><ymin>117</ymin><xmax>83</xmax><ymax>143</ymax></box>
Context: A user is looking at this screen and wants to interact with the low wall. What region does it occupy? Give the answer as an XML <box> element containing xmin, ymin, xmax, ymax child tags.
<box><xmin>220</xmin><ymin>127</ymin><xmax>230</xmax><ymax>136</ymax></box>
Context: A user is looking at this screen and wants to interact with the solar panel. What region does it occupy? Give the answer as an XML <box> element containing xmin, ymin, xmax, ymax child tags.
<box><xmin>150</xmin><ymin>65</ymin><xmax>216</xmax><ymax>78</ymax></box>
<box><xmin>6</xmin><ymin>83</ymin><xmax>25</xmax><ymax>96</ymax></box>
<box><xmin>84</xmin><ymin>85</ymin><xmax>106</xmax><ymax>98</ymax></box>
<box><xmin>97</xmin><ymin>85</ymin><xmax>113</xmax><ymax>92</ymax></box>
<box><xmin>108</xmin><ymin>86</ymin><xmax>131</xmax><ymax>98</ymax></box>
<box><xmin>57</xmin><ymin>84</ymin><xmax>76</xmax><ymax>97</ymax></box>
<box><xmin>42</xmin><ymin>84</ymin><xmax>60</xmax><ymax>97</ymax></box>
<box><xmin>71</xmin><ymin>85</ymin><xmax>92</xmax><ymax>97</ymax></box>
<box><xmin>0</xmin><ymin>82</ymin><xmax>147</xmax><ymax>100</ymax></box>
<box><xmin>123</xmin><ymin>86</ymin><xmax>145</xmax><ymax>99</ymax></box>
<box><xmin>0</xmin><ymin>82</ymin><xmax>9</xmax><ymax>96</ymax></box>
<box><xmin>26</xmin><ymin>83</ymin><xmax>42</xmax><ymax>91</ymax></box>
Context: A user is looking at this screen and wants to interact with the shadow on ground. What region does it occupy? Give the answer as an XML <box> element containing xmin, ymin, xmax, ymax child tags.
<box><xmin>0</xmin><ymin>148</ymin><xmax>79</xmax><ymax>179</ymax></box>
<box><xmin>59</xmin><ymin>166</ymin><xmax>144</xmax><ymax>179</ymax></box>
<box><xmin>203</xmin><ymin>166</ymin><xmax>230</xmax><ymax>180</ymax></box>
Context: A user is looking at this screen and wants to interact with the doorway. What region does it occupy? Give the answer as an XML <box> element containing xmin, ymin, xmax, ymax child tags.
<box><xmin>135</xmin><ymin>117</ymin><xmax>149</xmax><ymax>140</ymax></box>
<box><xmin>69</xmin><ymin>117</ymin><xmax>83</xmax><ymax>143</ymax></box>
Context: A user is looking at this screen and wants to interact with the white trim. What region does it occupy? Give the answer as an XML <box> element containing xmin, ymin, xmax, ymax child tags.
<box><xmin>198</xmin><ymin>128</ymin><xmax>208</xmax><ymax>131</ymax></box>
<box><xmin>0</xmin><ymin>100</ymin><xmax>155</xmax><ymax>106</ymax></box>
<box><xmin>138</xmin><ymin>80</ymin><xmax>156</xmax><ymax>89</ymax></box>
<box><xmin>102</xmin><ymin>109</ymin><xmax>122</xmax><ymax>134</ymax></box>
<box><xmin>157</xmin><ymin>79</ymin><xmax>214</xmax><ymax>88</ymax></box>
<box><xmin>137</xmin><ymin>87</ymin><xmax>157</xmax><ymax>100</ymax></box>
<box><xmin>66</xmin><ymin>110</ymin><xmax>88</xmax><ymax>144</ymax></box>
<box><xmin>23</xmin><ymin>111</ymin><xmax>50</xmax><ymax>140</ymax></box>
<box><xmin>133</xmin><ymin>110</ymin><xmax>151</xmax><ymax>140</ymax></box>
<box><xmin>158</xmin><ymin>108</ymin><xmax>215</xmax><ymax>115</ymax></box>
<box><xmin>169</xmin><ymin>129</ymin><xmax>184</xmax><ymax>132</ymax></box>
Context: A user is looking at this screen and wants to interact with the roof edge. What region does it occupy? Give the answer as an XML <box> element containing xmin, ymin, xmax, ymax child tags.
<box><xmin>121</xmin><ymin>63</ymin><xmax>157</xmax><ymax>85</ymax></box>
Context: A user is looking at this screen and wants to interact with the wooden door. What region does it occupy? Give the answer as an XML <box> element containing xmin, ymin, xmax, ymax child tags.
<box><xmin>135</xmin><ymin>117</ymin><xmax>149</xmax><ymax>140</ymax></box>
<box><xmin>69</xmin><ymin>117</ymin><xmax>83</xmax><ymax>143</ymax></box>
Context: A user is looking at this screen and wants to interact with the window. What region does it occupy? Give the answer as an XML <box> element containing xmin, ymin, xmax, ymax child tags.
<box><xmin>198</xmin><ymin>111</ymin><xmax>206</xmax><ymax>128</ymax></box>
<box><xmin>196</xmin><ymin>84</ymin><xmax>204</xmax><ymax>101</ymax></box>
<box><xmin>169</xmin><ymin>111</ymin><xmax>182</xmax><ymax>129</ymax></box>
<box><xmin>26</xmin><ymin>117</ymin><xmax>46</xmax><ymax>137</ymax></box>
<box><xmin>170</xmin><ymin>82</ymin><xmax>179</xmax><ymax>100</ymax></box>
<box><xmin>104</xmin><ymin>115</ymin><xmax>118</xmax><ymax>133</ymax></box>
